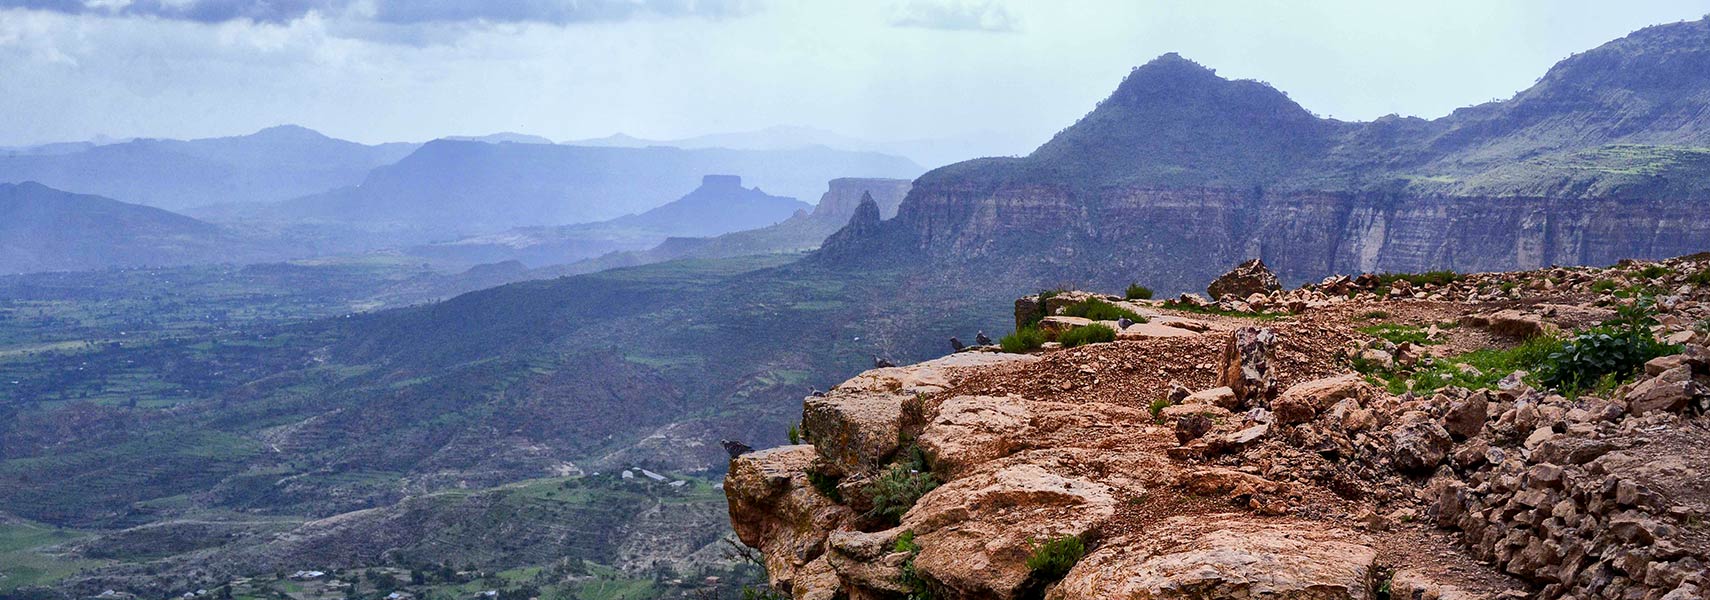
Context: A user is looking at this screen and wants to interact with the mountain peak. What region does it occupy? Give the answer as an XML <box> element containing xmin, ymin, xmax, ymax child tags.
<box><xmin>251</xmin><ymin>124</ymin><xmax>330</xmax><ymax>140</ymax></box>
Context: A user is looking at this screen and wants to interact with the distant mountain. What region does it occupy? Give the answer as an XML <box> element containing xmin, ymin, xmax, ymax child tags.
<box><xmin>410</xmin><ymin>175</ymin><xmax>811</xmax><ymax>266</ymax></box>
<box><xmin>0</xmin><ymin>182</ymin><xmax>286</xmax><ymax>274</ymax></box>
<box><xmin>441</xmin><ymin>132</ymin><xmax>556</xmax><ymax>145</ymax></box>
<box><xmin>241</xmin><ymin>140</ymin><xmax>921</xmax><ymax>240</ymax></box>
<box><xmin>568</xmin><ymin>125</ymin><xmax>1037</xmax><ymax>169</ymax></box>
<box><xmin>0</xmin><ymin>125</ymin><xmax>418</xmax><ymax>211</ymax></box>
<box><xmin>824</xmin><ymin>16</ymin><xmax>1710</xmax><ymax>294</ymax></box>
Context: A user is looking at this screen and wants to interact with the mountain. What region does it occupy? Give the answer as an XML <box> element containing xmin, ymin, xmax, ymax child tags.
<box><xmin>409</xmin><ymin>175</ymin><xmax>812</xmax><ymax>267</ymax></box>
<box><xmin>821</xmin><ymin>17</ymin><xmax>1710</xmax><ymax>295</ymax></box>
<box><xmin>441</xmin><ymin>132</ymin><xmax>556</xmax><ymax>144</ymax></box>
<box><xmin>568</xmin><ymin>126</ymin><xmax>1038</xmax><ymax>169</ymax></box>
<box><xmin>0</xmin><ymin>182</ymin><xmax>287</xmax><ymax>274</ymax></box>
<box><xmin>243</xmin><ymin>140</ymin><xmax>922</xmax><ymax>240</ymax></box>
<box><xmin>0</xmin><ymin>126</ymin><xmax>418</xmax><ymax>211</ymax></box>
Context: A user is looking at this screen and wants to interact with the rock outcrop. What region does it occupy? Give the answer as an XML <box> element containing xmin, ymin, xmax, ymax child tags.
<box><xmin>728</xmin><ymin>253</ymin><xmax>1710</xmax><ymax>600</ymax></box>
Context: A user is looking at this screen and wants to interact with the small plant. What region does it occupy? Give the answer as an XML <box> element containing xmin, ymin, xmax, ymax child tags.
<box><xmin>1536</xmin><ymin>325</ymin><xmax>1677</xmax><ymax>394</ymax></box>
<box><xmin>1024</xmin><ymin>535</ymin><xmax>1086</xmax><ymax>581</ymax></box>
<box><xmin>1000</xmin><ymin>327</ymin><xmax>1047</xmax><ymax>353</ymax></box>
<box><xmin>807</xmin><ymin>470</ymin><xmax>843</xmax><ymax>503</ymax></box>
<box><xmin>1058</xmin><ymin>324</ymin><xmax>1117</xmax><ymax>348</ymax></box>
<box><xmin>1500</xmin><ymin>281</ymin><xmax>1519</xmax><ymax>293</ymax></box>
<box><xmin>1060</xmin><ymin>298</ymin><xmax>1146</xmax><ymax>322</ymax></box>
<box><xmin>866</xmin><ymin>450</ymin><xmax>940</xmax><ymax>525</ymax></box>
<box><xmin>893</xmin><ymin>530</ymin><xmax>920</xmax><ymax>553</ymax></box>
<box><xmin>1148</xmin><ymin>397</ymin><xmax>1171</xmax><ymax>422</ymax></box>
<box><xmin>1637</xmin><ymin>264</ymin><xmax>1673</xmax><ymax>279</ymax></box>
<box><xmin>1358</xmin><ymin>310</ymin><xmax>1391</xmax><ymax>320</ymax></box>
<box><xmin>1688</xmin><ymin>269</ymin><xmax>1710</xmax><ymax>286</ymax></box>
<box><xmin>1590</xmin><ymin>279</ymin><xmax>1619</xmax><ymax>293</ymax></box>
<box><xmin>1124</xmin><ymin>283</ymin><xmax>1154</xmax><ymax>300</ymax></box>
<box><xmin>787</xmin><ymin>423</ymin><xmax>801</xmax><ymax>445</ymax></box>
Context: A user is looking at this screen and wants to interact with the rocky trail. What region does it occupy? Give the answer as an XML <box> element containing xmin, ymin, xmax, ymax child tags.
<box><xmin>727</xmin><ymin>255</ymin><xmax>1710</xmax><ymax>599</ymax></box>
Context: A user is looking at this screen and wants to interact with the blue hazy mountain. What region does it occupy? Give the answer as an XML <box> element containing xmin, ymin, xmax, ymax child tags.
<box><xmin>0</xmin><ymin>125</ymin><xmax>418</xmax><ymax>211</ymax></box>
<box><xmin>0</xmin><ymin>182</ymin><xmax>287</xmax><ymax>274</ymax></box>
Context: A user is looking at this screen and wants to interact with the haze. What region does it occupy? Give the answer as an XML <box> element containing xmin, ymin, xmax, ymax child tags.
<box><xmin>2</xmin><ymin>0</ymin><xmax>1707</xmax><ymax>157</ymax></box>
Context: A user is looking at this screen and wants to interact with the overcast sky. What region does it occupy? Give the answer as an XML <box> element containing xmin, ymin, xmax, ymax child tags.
<box><xmin>2</xmin><ymin>0</ymin><xmax>1708</xmax><ymax>150</ymax></box>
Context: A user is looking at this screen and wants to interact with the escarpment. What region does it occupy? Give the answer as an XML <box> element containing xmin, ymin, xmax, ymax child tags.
<box><xmin>726</xmin><ymin>254</ymin><xmax>1710</xmax><ymax>599</ymax></box>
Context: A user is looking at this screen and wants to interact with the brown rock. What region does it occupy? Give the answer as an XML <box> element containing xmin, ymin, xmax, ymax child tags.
<box><xmin>1207</xmin><ymin>258</ymin><xmax>1283</xmax><ymax>300</ymax></box>
<box><xmin>1391</xmin><ymin>411</ymin><xmax>1453</xmax><ymax>472</ymax></box>
<box><xmin>1272</xmin><ymin>374</ymin><xmax>1368</xmax><ymax>425</ymax></box>
<box><xmin>1442</xmin><ymin>392</ymin><xmax>1490</xmax><ymax>440</ymax></box>
<box><xmin>725</xmin><ymin>446</ymin><xmax>856</xmax><ymax>591</ymax></box>
<box><xmin>918</xmin><ymin>396</ymin><xmax>1031</xmax><ymax>478</ymax></box>
<box><xmin>1051</xmin><ymin>524</ymin><xmax>1378</xmax><ymax>599</ymax></box>
<box><xmin>1219</xmin><ymin>327</ymin><xmax>1279</xmax><ymax>408</ymax></box>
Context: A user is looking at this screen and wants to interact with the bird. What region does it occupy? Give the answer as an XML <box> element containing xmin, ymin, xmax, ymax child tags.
<box><xmin>808</xmin><ymin>386</ymin><xmax>825</xmax><ymax>397</ymax></box>
<box><xmin>975</xmin><ymin>331</ymin><xmax>992</xmax><ymax>346</ymax></box>
<box><xmin>950</xmin><ymin>337</ymin><xmax>965</xmax><ymax>352</ymax></box>
<box><xmin>873</xmin><ymin>355</ymin><xmax>896</xmax><ymax>368</ymax></box>
<box><xmin>1117</xmin><ymin>316</ymin><xmax>1135</xmax><ymax>330</ymax></box>
<box><xmin>721</xmin><ymin>439</ymin><xmax>753</xmax><ymax>459</ymax></box>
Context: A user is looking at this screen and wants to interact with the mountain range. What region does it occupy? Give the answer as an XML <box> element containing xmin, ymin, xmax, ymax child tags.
<box><xmin>0</xmin><ymin>182</ymin><xmax>289</xmax><ymax>274</ymax></box>
<box><xmin>0</xmin><ymin>125</ymin><xmax>418</xmax><ymax>211</ymax></box>
<box><xmin>212</xmin><ymin>140</ymin><xmax>921</xmax><ymax>240</ymax></box>
<box><xmin>408</xmin><ymin>175</ymin><xmax>812</xmax><ymax>267</ymax></box>
<box><xmin>568</xmin><ymin>125</ymin><xmax>1038</xmax><ymax>169</ymax></box>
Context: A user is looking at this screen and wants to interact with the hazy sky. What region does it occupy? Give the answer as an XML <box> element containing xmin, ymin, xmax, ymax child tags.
<box><xmin>2</xmin><ymin>0</ymin><xmax>1708</xmax><ymax>149</ymax></box>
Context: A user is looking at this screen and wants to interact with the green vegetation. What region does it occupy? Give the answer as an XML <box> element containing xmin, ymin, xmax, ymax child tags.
<box><xmin>1357</xmin><ymin>323</ymin><xmax>1436</xmax><ymax>346</ymax></box>
<box><xmin>1024</xmin><ymin>535</ymin><xmax>1086</xmax><ymax>581</ymax></box>
<box><xmin>1358</xmin><ymin>310</ymin><xmax>1391</xmax><ymax>320</ymax></box>
<box><xmin>893</xmin><ymin>530</ymin><xmax>920</xmax><ymax>553</ymax></box>
<box><xmin>1148</xmin><ymin>397</ymin><xmax>1171</xmax><ymax>422</ymax></box>
<box><xmin>1376</xmin><ymin>270</ymin><xmax>1462</xmax><ymax>288</ymax></box>
<box><xmin>1060</xmin><ymin>298</ymin><xmax>1146</xmax><ymax>322</ymax></box>
<box><xmin>0</xmin><ymin>522</ymin><xmax>107</xmax><ymax>592</ymax></box>
<box><xmin>1689</xmin><ymin>269</ymin><xmax>1710</xmax><ymax>286</ymax></box>
<box><xmin>1536</xmin><ymin>303</ymin><xmax>1679</xmax><ymax>394</ymax></box>
<box><xmin>1058</xmin><ymin>324</ymin><xmax>1117</xmax><ymax>348</ymax></box>
<box><xmin>866</xmin><ymin>447</ymin><xmax>940</xmax><ymax>526</ymax></box>
<box><xmin>787</xmin><ymin>423</ymin><xmax>801</xmax><ymax>445</ymax></box>
<box><xmin>1124</xmin><ymin>283</ymin><xmax>1154</xmax><ymax>300</ymax></box>
<box><xmin>1160</xmin><ymin>300</ymin><xmax>1285</xmax><ymax>320</ymax></box>
<box><xmin>1591</xmin><ymin>279</ymin><xmax>1620</xmax><ymax>293</ymax></box>
<box><xmin>1638</xmin><ymin>264</ymin><xmax>1674</xmax><ymax>279</ymax></box>
<box><xmin>1000</xmin><ymin>327</ymin><xmax>1047</xmax><ymax>353</ymax></box>
<box><xmin>808</xmin><ymin>471</ymin><xmax>844</xmax><ymax>503</ymax></box>
<box><xmin>896</xmin><ymin>531</ymin><xmax>934</xmax><ymax>600</ymax></box>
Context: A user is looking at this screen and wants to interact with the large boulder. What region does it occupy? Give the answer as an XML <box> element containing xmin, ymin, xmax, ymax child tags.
<box><xmin>1207</xmin><ymin>259</ymin><xmax>1282</xmax><ymax>300</ymax></box>
<box><xmin>1271</xmin><ymin>374</ymin><xmax>1369</xmax><ymax>425</ymax></box>
<box><xmin>724</xmin><ymin>446</ymin><xmax>856</xmax><ymax>593</ymax></box>
<box><xmin>1390</xmin><ymin>411</ymin><xmax>1453</xmax><ymax>473</ymax></box>
<box><xmin>1051</xmin><ymin>523</ymin><xmax>1378</xmax><ymax>599</ymax></box>
<box><xmin>917</xmin><ymin>395</ymin><xmax>1032</xmax><ymax>478</ymax></box>
<box><xmin>1218</xmin><ymin>327</ymin><xmax>1280</xmax><ymax>408</ymax></box>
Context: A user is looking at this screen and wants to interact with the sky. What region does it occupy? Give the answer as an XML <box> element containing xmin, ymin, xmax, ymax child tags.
<box><xmin>2</xmin><ymin>0</ymin><xmax>1709</xmax><ymax>151</ymax></box>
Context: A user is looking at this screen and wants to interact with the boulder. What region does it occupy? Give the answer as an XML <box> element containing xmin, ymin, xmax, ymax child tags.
<box><xmin>918</xmin><ymin>396</ymin><xmax>1032</xmax><ymax>478</ymax></box>
<box><xmin>1624</xmin><ymin>365</ymin><xmax>1701</xmax><ymax>415</ymax></box>
<box><xmin>1442</xmin><ymin>392</ymin><xmax>1490</xmax><ymax>440</ymax></box>
<box><xmin>1050</xmin><ymin>524</ymin><xmax>1378</xmax><ymax>599</ymax></box>
<box><xmin>1390</xmin><ymin>411</ymin><xmax>1453</xmax><ymax>472</ymax></box>
<box><xmin>1271</xmin><ymin>374</ymin><xmax>1368</xmax><ymax>425</ymax></box>
<box><xmin>724</xmin><ymin>446</ymin><xmax>856</xmax><ymax>591</ymax></box>
<box><xmin>1459</xmin><ymin>309</ymin><xmax>1559</xmax><ymax>339</ymax></box>
<box><xmin>1218</xmin><ymin>327</ymin><xmax>1279</xmax><ymax>407</ymax></box>
<box><xmin>1182</xmin><ymin>386</ymin><xmax>1239</xmax><ymax>410</ymax></box>
<box><xmin>1207</xmin><ymin>259</ymin><xmax>1282</xmax><ymax>300</ymax></box>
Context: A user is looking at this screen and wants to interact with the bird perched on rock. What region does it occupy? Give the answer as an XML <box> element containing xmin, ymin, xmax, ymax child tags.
<box><xmin>950</xmin><ymin>337</ymin><xmax>965</xmax><ymax>352</ymax></box>
<box><xmin>808</xmin><ymin>386</ymin><xmax>825</xmax><ymax>397</ymax></box>
<box><xmin>721</xmin><ymin>439</ymin><xmax>753</xmax><ymax>459</ymax></box>
<box><xmin>873</xmin><ymin>355</ymin><xmax>896</xmax><ymax>368</ymax></box>
<box><xmin>1117</xmin><ymin>317</ymin><xmax>1135</xmax><ymax>330</ymax></box>
<box><xmin>975</xmin><ymin>331</ymin><xmax>992</xmax><ymax>346</ymax></box>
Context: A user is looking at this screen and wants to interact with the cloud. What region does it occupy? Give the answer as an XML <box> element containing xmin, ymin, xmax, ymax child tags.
<box><xmin>368</xmin><ymin>0</ymin><xmax>758</xmax><ymax>25</ymax></box>
<box><xmin>0</xmin><ymin>0</ymin><xmax>759</xmax><ymax>25</ymax></box>
<box><xmin>886</xmin><ymin>0</ymin><xmax>1016</xmax><ymax>32</ymax></box>
<box><xmin>0</xmin><ymin>0</ymin><xmax>341</xmax><ymax>24</ymax></box>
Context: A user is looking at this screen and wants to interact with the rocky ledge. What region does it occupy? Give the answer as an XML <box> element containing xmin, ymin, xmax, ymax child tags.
<box><xmin>726</xmin><ymin>255</ymin><xmax>1710</xmax><ymax>600</ymax></box>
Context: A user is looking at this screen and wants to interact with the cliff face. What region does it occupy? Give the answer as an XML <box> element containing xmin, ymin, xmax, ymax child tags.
<box><xmin>726</xmin><ymin>256</ymin><xmax>1710</xmax><ymax>600</ymax></box>
<box><xmin>810</xmin><ymin>177</ymin><xmax>913</xmax><ymax>222</ymax></box>
<box><xmin>880</xmin><ymin>182</ymin><xmax>1710</xmax><ymax>292</ymax></box>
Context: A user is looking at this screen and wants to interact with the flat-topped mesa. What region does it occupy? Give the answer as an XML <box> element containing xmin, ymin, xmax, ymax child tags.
<box><xmin>726</xmin><ymin>254</ymin><xmax>1710</xmax><ymax>600</ymax></box>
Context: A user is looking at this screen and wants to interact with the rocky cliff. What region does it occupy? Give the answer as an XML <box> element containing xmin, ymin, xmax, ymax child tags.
<box><xmin>727</xmin><ymin>255</ymin><xmax>1710</xmax><ymax>599</ymax></box>
<box><xmin>818</xmin><ymin>18</ymin><xmax>1710</xmax><ymax>293</ymax></box>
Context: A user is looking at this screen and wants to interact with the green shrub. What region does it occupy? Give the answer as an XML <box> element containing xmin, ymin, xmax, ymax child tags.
<box><xmin>1000</xmin><ymin>327</ymin><xmax>1047</xmax><ymax>353</ymax></box>
<box><xmin>1536</xmin><ymin>309</ymin><xmax>1678</xmax><ymax>394</ymax></box>
<box><xmin>1148</xmin><ymin>398</ymin><xmax>1171</xmax><ymax>422</ymax></box>
<box><xmin>807</xmin><ymin>471</ymin><xmax>843</xmax><ymax>503</ymax></box>
<box><xmin>1124</xmin><ymin>283</ymin><xmax>1154</xmax><ymax>300</ymax></box>
<box><xmin>867</xmin><ymin>460</ymin><xmax>939</xmax><ymax>525</ymax></box>
<box><xmin>894</xmin><ymin>530</ymin><xmax>920</xmax><ymax>553</ymax></box>
<box><xmin>1058</xmin><ymin>324</ymin><xmax>1117</xmax><ymax>348</ymax></box>
<box><xmin>1358</xmin><ymin>310</ymin><xmax>1391</xmax><ymax>320</ymax></box>
<box><xmin>1689</xmin><ymin>269</ymin><xmax>1710</xmax><ymax>286</ymax></box>
<box><xmin>1638</xmin><ymin>264</ymin><xmax>1673</xmax><ymax>279</ymax></box>
<box><xmin>1377</xmin><ymin>270</ymin><xmax>1461</xmax><ymax>288</ymax></box>
<box><xmin>787</xmin><ymin>423</ymin><xmax>801</xmax><ymax>445</ymax></box>
<box><xmin>1590</xmin><ymin>279</ymin><xmax>1619</xmax><ymax>293</ymax></box>
<box><xmin>1060</xmin><ymin>298</ymin><xmax>1145</xmax><ymax>322</ymax></box>
<box><xmin>1358</xmin><ymin>323</ymin><xmax>1434</xmax><ymax>346</ymax></box>
<box><xmin>1024</xmin><ymin>536</ymin><xmax>1086</xmax><ymax>581</ymax></box>
<box><xmin>1358</xmin><ymin>335</ymin><xmax>1564</xmax><ymax>395</ymax></box>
